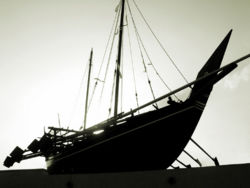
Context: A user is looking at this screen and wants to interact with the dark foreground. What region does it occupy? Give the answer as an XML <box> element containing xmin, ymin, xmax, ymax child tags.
<box><xmin>1</xmin><ymin>163</ymin><xmax>250</xmax><ymax>188</ymax></box>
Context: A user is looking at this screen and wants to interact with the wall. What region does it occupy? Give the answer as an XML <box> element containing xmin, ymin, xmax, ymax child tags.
<box><xmin>0</xmin><ymin>163</ymin><xmax>249</xmax><ymax>188</ymax></box>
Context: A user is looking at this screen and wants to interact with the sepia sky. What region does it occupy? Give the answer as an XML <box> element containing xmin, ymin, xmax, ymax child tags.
<box><xmin>0</xmin><ymin>0</ymin><xmax>249</xmax><ymax>170</ymax></box>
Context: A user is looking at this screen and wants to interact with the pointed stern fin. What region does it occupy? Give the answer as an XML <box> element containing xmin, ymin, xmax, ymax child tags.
<box><xmin>190</xmin><ymin>30</ymin><xmax>232</xmax><ymax>98</ymax></box>
<box><xmin>197</xmin><ymin>29</ymin><xmax>232</xmax><ymax>78</ymax></box>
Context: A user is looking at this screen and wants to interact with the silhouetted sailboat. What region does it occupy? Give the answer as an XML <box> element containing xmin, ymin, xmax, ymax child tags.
<box><xmin>4</xmin><ymin>0</ymin><xmax>250</xmax><ymax>173</ymax></box>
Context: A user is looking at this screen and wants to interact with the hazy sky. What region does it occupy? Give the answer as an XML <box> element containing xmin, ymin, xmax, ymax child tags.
<box><xmin>0</xmin><ymin>0</ymin><xmax>249</xmax><ymax>170</ymax></box>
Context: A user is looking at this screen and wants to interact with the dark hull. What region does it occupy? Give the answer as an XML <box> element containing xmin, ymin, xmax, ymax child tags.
<box><xmin>46</xmin><ymin>99</ymin><xmax>204</xmax><ymax>173</ymax></box>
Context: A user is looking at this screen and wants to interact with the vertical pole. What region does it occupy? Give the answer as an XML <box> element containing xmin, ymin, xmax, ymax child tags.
<box><xmin>114</xmin><ymin>0</ymin><xmax>125</xmax><ymax>121</ymax></box>
<box><xmin>57</xmin><ymin>113</ymin><xmax>61</xmax><ymax>128</ymax></box>
<box><xmin>83</xmin><ymin>48</ymin><xmax>93</xmax><ymax>130</ymax></box>
<box><xmin>57</xmin><ymin>113</ymin><xmax>62</xmax><ymax>136</ymax></box>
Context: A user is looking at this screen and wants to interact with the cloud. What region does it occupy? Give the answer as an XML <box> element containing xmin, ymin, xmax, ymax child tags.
<box><xmin>223</xmin><ymin>65</ymin><xmax>249</xmax><ymax>90</ymax></box>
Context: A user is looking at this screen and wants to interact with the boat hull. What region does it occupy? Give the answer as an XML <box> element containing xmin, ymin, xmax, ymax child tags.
<box><xmin>46</xmin><ymin>99</ymin><xmax>203</xmax><ymax>173</ymax></box>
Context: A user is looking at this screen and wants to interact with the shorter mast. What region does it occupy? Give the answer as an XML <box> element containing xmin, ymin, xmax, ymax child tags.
<box><xmin>83</xmin><ymin>48</ymin><xmax>93</xmax><ymax>130</ymax></box>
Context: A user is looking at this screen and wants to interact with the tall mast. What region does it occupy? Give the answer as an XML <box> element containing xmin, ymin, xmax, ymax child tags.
<box><xmin>114</xmin><ymin>0</ymin><xmax>125</xmax><ymax>121</ymax></box>
<box><xmin>83</xmin><ymin>48</ymin><xmax>93</xmax><ymax>130</ymax></box>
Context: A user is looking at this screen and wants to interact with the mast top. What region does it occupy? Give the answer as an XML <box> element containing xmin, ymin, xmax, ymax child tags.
<box><xmin>83</xmin><ymin>48</ymin><xmax>93</xmax><ymax>130</ymax></box>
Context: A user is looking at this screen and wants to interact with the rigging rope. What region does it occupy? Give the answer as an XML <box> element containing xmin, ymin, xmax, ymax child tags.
<box><xmin>126</xmin><ymin>9</ymin><xmax>140</xmax><ymax>110</ymax></box>
<box><xmin>132</xmin><ymin>0</ymin><xmax>189</xmax><ymax>84</ymax></box>
<box><xmin>126</xmin><ymin>0</ymin><xmax>181</xmax><ymax>101</ymax></box>
<box><xmin>88</xmin><ymin>5</ymin><xmax>121</xmax><ymax>108</ymax></box>
<box><xmin>127</xmin><ymin>1</ymin><xmax>158</xmax><ymax>107</ymax></box>
<box><xmin>108</xmin><ymin>70</ymin><xmax>117</xmax><ymax>116</ymax></box>
<box><xmin>135</xmin><ymin>29</ymin><xmax>181</xmax><ymax>102</ymax></box>
<box><xmin>120</xmin><ymin>43</ymin><xmax>124</xmax><ymax>113</ymax></box>
<box><xmin>68</xmin><ymin>60</ymin><xmax>89</xmax><ymax>128</ymax></box>
<box><xmin>99</xmin><ymin>5</ymin><xmax>122</xmax><ymax>100</ymax></box>
<box><xmin>127</xmin><ymin>1</ymin><xmax>174</xmax><ymax>105</ymax></box>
